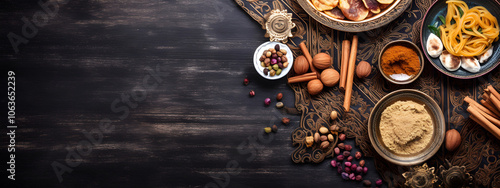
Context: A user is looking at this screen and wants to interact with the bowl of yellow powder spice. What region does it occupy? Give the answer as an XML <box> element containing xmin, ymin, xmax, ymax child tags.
<box><xmin>378</xmin><ymin>40</ymin><xmax>424</xmax><ymax>84</ymax></box>
<box><xmin>368</xmin><ymin>89</ymin><xmax>445</xmax><ymax>166</ymax></box>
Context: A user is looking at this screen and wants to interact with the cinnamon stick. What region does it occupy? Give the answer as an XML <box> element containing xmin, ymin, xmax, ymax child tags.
<box><xmin>463</xmin><ymin>96</ymin><xmax>499</xmax><ymax>119</ymax></box>
<box><xmin>487</xmin><ymin>85</ymin><xmax>500</xmax><ymax>101</ymax></box>
<box><xmin>343</xmin><ymin>35</ymin><xmax>359</xmax><ymax>112</ymax></box>
<box><xmin>489</xmin><ymin>93</ymin><xmax>500</xmax><ymax>112</ymax></box>
<box><xmin>475</xmin><ymin>104</ymin><xmax>500</xmax><ymax>128</ymax></box>
<box><xmin>339</xmin><ymin>40</ymin><xmax>351</xmax><ymax>92</ymax></box>
<box><xmin>481</xmin><ymin>99</ymin><xmax>500</xmax><ymax>118</ymax></box>
<box><xmin>288</xmin><ymin>73</ymin><xmax>319</xmax><ymax>84</ymax></box>
<box><xmin>299</xmin><ymin>42</ymin><xmax>317</xmax><ymax>74</ymax></box>
<box><xmin>468</xmin><ymin>105</ymin><xmax>500</xmax><ymax>140</ymax></box>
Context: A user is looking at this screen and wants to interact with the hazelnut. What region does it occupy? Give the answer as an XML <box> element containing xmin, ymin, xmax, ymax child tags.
<box><xmin>320</xmin><ymin>68</ymin><xmax>340</xmax><ymax>87</ymax></box>
<box><xmin>356</xmin><ymin>61</ymin><xmax>371</xmax><ymax>79</ymax></box>
<box><xmin>312</xmin><ymin>53</ymin><xmax>332</xmax><ymax>70</ymax></box>
<box><xmin>307</xmin><ymin>79</ymin><xmax>323</xmax><ymax>96</ymax></box>
<box><xmin>445</xmin><ymin>129</ymin><xmax>461</xmax><ymax>151</ymax></box>
<box><xmin>294</xmin><ymin>55</ymin><xmax>309</xmax><ymax>75</ymax></box>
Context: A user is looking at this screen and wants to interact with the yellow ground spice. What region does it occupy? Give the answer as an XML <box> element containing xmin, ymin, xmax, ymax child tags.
<box><xmin>381</xmin><ymin>45</ymin><xmax>420</xmax><ymax>76</ymax></box>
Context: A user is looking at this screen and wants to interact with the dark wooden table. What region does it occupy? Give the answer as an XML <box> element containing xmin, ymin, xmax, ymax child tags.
<box><xmin>1</xmin><ymin>0</ymin><xmax>382</xmax><ymax>187</ymax></box>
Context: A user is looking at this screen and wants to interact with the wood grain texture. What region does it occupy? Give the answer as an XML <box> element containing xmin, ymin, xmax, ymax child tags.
<box><xmin>0</xmin><ymin>0</ymin><xmax>382</xmax><ymax>187</ymax></box>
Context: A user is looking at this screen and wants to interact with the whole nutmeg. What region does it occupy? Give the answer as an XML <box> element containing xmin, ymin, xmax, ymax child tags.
<box><xmin>294</xmin><ymin>55</ymin><xmax>309</xmax><ymax>75</ymax></box>
<box><xmin>307</xmin><ymin>79</ymin><xmax>323</xmax><ymax>96</ymax></box>
<box><xmin>445</xmin><ymin>129</ymin><xmax>461</xmax><ymax>151</ymax></box>
<box><xmin>320</xmin><ymin>141</ymin><xmax>330</xmax><ymax>149</ymax></box>
<box><xmin>312</xmin><ymin>53</ymin><xmax>332</xmax><ymax>70</ymax></box>
<box><xmin>356</xmin><ymin>61</ymin><xmax>372</xmax><ymax>79</ymax></box>
<box><xmin>320</xmin><ymin>68</ymin><xmax>340</xmax><ymax>87</ymax></box>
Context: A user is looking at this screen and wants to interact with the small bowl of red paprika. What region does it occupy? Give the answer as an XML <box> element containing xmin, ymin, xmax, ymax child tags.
<box><xmin>378</xmin><ymin>40</ymin><xmax>424</xmax><ymax>85</ymax></box>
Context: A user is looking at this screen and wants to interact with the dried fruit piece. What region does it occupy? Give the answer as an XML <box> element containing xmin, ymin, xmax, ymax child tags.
<box><xmin>324</xmin><ymin>8</ymin><xmax>345</xmax><ymax>19</ymax></box>
<box><xmin>282</xmin><ymin>117</ymin><xmax>290</xmax><ymax>125</ymax></box>
<box><xmin>249</xmin><ymin>90</ymin><xmax>255</xmax><ymax>97</ymax></box>
<box><xmin>339</xmin><ymin>0</ymin><xmax>369</xmax><ymax>21</ymax></box>
<box><xmin>362</xmin><ymin>0</ymin><xmax>380</xmax><ymax>13</ymax></box>
<box><xmin>264</xmin><ymin>127</ymin><xmax>272</xmax><ymax>133</ymax></box>
<box><xmin>377</xmin><ymin>0</ymin><xmax>393</xmax><ymax>4</ymax></box>
<box><xmin>276</xmin><ymin>93</ymin><xmax>283</xmax><ymax>100</ymax></box>
<box><xmin>264</xmin><ymin>98</ymin><xmax>271</xmax><ymax>106</ymax></box>
<box><xmin>243</xmin><ymin>78</ymin><xmax>249</xmax><ymax>85</ymax></box>
<box><xmin>272</xmin><ymin>125</ymin><xmax>278</xmax><ymax>133</ymax></box>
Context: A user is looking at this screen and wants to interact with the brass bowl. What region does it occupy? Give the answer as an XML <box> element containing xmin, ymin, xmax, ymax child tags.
<box><xmin>378</xmin><ymin>40</ymin><xmax>424</xmax><ymax>85</ymax></box>
<box><xmin>296</xmin><ymin>0</ymin><xmax>412</xmax><ymax>32</ymax></box>
<box><xmin>368</xmin><ymin>89</ymin><xmax>445</xmax><ymax>166</ymax></box>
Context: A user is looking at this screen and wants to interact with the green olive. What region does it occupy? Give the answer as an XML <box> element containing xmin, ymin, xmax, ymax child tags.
<box><xmin>273</xmin><ymin>64</ymin><xmax>279</xmax><ymax>70</ymax></box>
<box><xmin>276</xmin><ymin>69</ymin><xmax>282</xmax><ymax>75</ymax></box>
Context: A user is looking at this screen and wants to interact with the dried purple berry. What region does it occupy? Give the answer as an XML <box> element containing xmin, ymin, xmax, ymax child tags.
<box><xmin>336</xmin><ymin>162</ymin><xmax>341</xmax><ymax>168</ymax></box>
<box><xmin>344</xmin><ymin>167</ymin><xmax>351</xmax><ymax>173</ymax></box>
<box><xmin>355</xmin><ymin>151</ymin><xmax>362</xmax><ymax>159</ymax></box>
<box><xmin>341</xmin><ymin>172</ymin><xmax>349</xmax><ymax>180</ymax></box>
<box><xmin>271</xmin><ymin>58</ymin><xmax>277</xmax><ymax>65</ymax></box>
<box><xmin>274</xmin><ymin>44</ymin><xmax>280</xmax><ymax>51</ymax></box>
<box><xmin>337</xmin><ymin>155</ymin><xmax>344</xmax><ymax>161</ymax></box>
<box><xmin>376</xmin><ymin>179</ymin><xmax>382</xmax><ymax>186</ymax></box>
<box><xmin>345</xmin><ymin>144</ymin><xmax>352</xmax><ymax>151</ymax></box>
<box><xmin>349</xmin><ymin>173</ymin><xmax>355</xmax><ymax>180</ymax></box>
<box><xmin>344</xmin><ymin>162</ymin><xmax>352</xmax><ymax>167</ymax></box>
<box><xmin>347</xmin><ymin>156</ymin><xmax>353</xmax><ymax>162</ymax></box>
<box><xmin>343</xmin><ymin>151</ymin><xmax>351</xmax><ymax>157</ymax></box>
<box><xmin>363</xmin><ymin>167</ymin><xmax>368</xmax><ymax>174</ymax></box>
<box><xmin>331</xmin><ymin>160</ymin><xmax>337</xmax><ymax>167</ymax></box>
<box><xmin>337</xmin><ymin>166</ymin><xmax>343</xmax><ymax>174</ymax></box>
<box><xmin>264</xmin><ymin>98</ymin><xmax>271</xmax><ymax>106</ymax></box>
<box><xmin>355</xmin><ymin>175</ymin><xmax>363</xmax><ymax>181</ymax></box>
<box><xmin>263</xmin><ymin>68</ymin><xmax>269</xmax><ymax>75</ymax></box>
<box><xmin>334</xmin><ymin>147</ymin><xmax>340</xmax><ymax>155</ymax></box>
<box><xmin>356</xmin><ymin>166</ymin><xmax>363</xmax><ymax>174</ymax></box>
<box><xmin>249</xmin><ymin>90</ymin><xmax>255</xmax><ymax>97</ymax></box>
<box><xmin>351</xmin><ymin>164</ymin><xmax>357</xmax><ymax>171</ymax></box>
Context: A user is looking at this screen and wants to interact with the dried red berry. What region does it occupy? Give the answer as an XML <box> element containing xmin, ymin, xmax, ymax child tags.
<box><xmin>243</xmin><ymin>78</ymin><xmax>249</xmax><ymax>85</ymax></box>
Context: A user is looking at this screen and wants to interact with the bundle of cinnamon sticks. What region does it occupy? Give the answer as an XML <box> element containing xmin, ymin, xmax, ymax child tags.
<box><xmin>464</xmin><ymin>85</ymin><xmax>500</xmax><ymax>140</ymax></box>
<box><xmin>340</xmin><ymin>35</ymin><xmax>358</xmax><ymax>112</ymax></box>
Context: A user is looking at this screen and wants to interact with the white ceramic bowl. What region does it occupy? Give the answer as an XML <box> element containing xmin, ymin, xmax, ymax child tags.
<box><xmin>253</xmin><ymin>41</ymin><xmax>294</xmax><ymax>80</ymax></box>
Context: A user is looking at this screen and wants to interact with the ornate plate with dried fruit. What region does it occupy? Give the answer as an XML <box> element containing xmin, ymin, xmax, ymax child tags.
<box><xmin>296</xmin><ymin>0</ymin><xmax>412</xmax><ymax>32</ymax></box>
<box><xmin>254</xmin><ymin>41</ymin><xmax>294</xmax><ymax>80</ymax></box>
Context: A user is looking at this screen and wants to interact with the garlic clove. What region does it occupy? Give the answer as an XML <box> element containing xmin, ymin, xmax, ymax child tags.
<box><xmin>439</xmin><ymin>50</ymin><xmax>461</xmax><ymax>71</ymax></box>
<box><xmin>461</xmin><ymin>56</ymin><xmax>481</xmax><ymax>73</ymax></box>
<box><xmin>478</xmin><ymin>47</ymin><xmax>493</xmax><ymax>64</ymax></box>
<box><xmin>426</xmin><ymin>33</ymin><xmax>443</xmax><ymax>58</ymax></box>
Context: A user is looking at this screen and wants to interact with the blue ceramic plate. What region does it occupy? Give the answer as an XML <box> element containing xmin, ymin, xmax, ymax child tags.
<box><xmin>420</xmin><ymin>0</ymin><xmax>500</xmax><ymax>79</ymax></box>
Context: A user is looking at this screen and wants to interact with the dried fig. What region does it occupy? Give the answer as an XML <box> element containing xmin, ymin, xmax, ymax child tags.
<box><xmin>339</xmin><ymin>0</ymin><xmax>369</xmax><ymax>21</ymax></box>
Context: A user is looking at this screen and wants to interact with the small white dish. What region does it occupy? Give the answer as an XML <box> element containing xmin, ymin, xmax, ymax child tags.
<box><xmin>253</xmin><ymin>41</ymin><xmax>294</xmax><ymax>80</ymax></box>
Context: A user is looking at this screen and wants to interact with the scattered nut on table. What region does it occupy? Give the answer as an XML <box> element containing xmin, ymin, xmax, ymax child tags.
<box><xmin>319</xmin><ymin>127</ymin><xmax>329</xmax><ymax>134</ymax></box>
<box><xmin>330</xmin><ymin>110</ymin><xmax>338</xmax><ymax>120</ymax></box>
